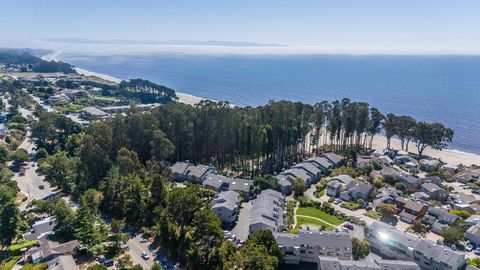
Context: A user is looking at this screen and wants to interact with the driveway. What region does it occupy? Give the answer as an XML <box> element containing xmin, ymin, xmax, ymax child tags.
<box><xmin>231</xmin><ymin>201</ymin><xmax>252</xmax><ymax>241</ymax></box>
<box><xmin>126</xmin><ymin>233</ymin><xmax>178</xmax><ymax>270</ymax></box>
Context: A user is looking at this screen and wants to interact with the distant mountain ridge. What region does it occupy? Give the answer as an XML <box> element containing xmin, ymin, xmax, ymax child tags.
<box><xmin>41</xmin><ymin>38</ymin><xmax>284</xmax><ymax>47</ymax></box>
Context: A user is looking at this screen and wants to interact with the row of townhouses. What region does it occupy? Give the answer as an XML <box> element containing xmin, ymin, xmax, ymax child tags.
<box><xmin>368</xmin><ymin>222</ymin><xmax>465</xmax><ymax>270</ymax></box>
<box><xmin>276</xmin><ymin>152</ymin><xmax>343</xmax><ymax>194</ymax></box>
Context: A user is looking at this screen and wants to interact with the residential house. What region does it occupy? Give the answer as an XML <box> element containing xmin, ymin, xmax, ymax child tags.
<box><xmin>420</xmin><ymin>159</ymin><xmax>441</xmax><ymax>172</ymax></box>
<box><xmin>411</xmin><ymin>191</ymin><xmax>430</xmax><ymax>203</ymax></box>
<box><xmin>279</xmin><ymin>168</ymin><xmax>316</xmax><ymax>187</ymax></box>
<box><xmin>306</xmin><ymin>156</ymin><xmax>334</xmax><ymax>174</ymax></box>
<box><xmin>48</xmin><ymin>93</ymin><xmax>70</xmax><ymax>105</ymax></box>
<box><xmin>421</xmin><ymin>183</ymin><xmax>448</xmax><ymax>201</ymax></box>
<box><xmin>203</xmin><ymin>174</ymin><xmax>254</xmax><ymax>200</ymax></box>
<box><xmin>211</xmin><ymin>191</ymin><xmax>240</xmax><ymax>224</ymax></box>
<box><xmin>372</xmin><ymin>148</ymin><xmax>395</xmax><ymax>158</ymax></box>
<box><xmin>275</xmin><ymin>174</ymin><xmax>293</xmax><ymax>195</ymax></box>
<box><xmin>80</xmin><ymin>107</ymin><xmax>108</xmax><ymax>120</ymax></box>
<box><xmin>440</xmin><ymin>164</ymin><xmax>462</xmax><ymax>177</ymax></box>
<box><xmin>380</xmin><ymin>167</ymin><xmax>401</xmax><ymax>182</ymax></box>
<box><xmin>249</xmin><ymin>189</ymin><xmax>285</xmax><ymax>234</ymax></box>
<box><xmin>394</xmin><ymin>155</ymin><xmax>419</xmax><ymax>168</ymax></box>
<box><xmin>399</xmin><ymin>200</ymin><xmax>428</xmax><ymax>224</ymax></box>
<box><xmin>170</xmin><ymin>162</ymin><xmax>194</xmax><ymax>181</ymax></box>
<box><xmin>450</xmin><ymin>193</ymin><xmax>480</xmax><ymax>213</ymax></box>
<box><xmin>373</xmin><ymin>155</ymin><xmax>394</xmax><ymax>167</ymax></box>
<box><xmin>454</xmin><ymin>169</ymin><xmax>480</xmax><ymax>184</ymax></box>
<box><xmin>23</xmin><ymin>217</ymin><xmax>56</xmax><ymax>241</ymax></box>
<box><xmin>397</xmin><ymin>174</ymin><xmax>424</xmax><ymax>191</ymax></box>
<box><xmin>424</xmin><ymin>176</ymin><xmax>444</xmax><ymax>187</ymax></box>
<box><xmin>356</xmin><ymin>156</ymin><xmax>372</xmax><ymax>168</ymax></box>
<box><xmin>465</xmin><ymin>224</ymin><xmax>480</xmax><ymax>247</ymax></box>
<box><xmin>26</xmin><ymin>237</ymin><xmax>80</xmax><ymax>264</ymax></box>
<box><xmin>318</xmin><ymin>257</ymin><xmax>420</xmax><ymax>270</ymax></box>
<box><xmin>274</xmin><ymin>229</ymin><xmax>351</xmax><ymax>264</ymax></box>
<box><xmin>368</xmin><ymin>222</ymin><xmax>465</xmax><ymax>270</ymax></box>
<box><xmin>47</xmin><ymin>255</ymin><xmax>78</xmax><ymax>270</ymax></box>
<box><xmin>465</xmin><ymin>215</ymin><xmax>480</xmax><ymax>226</ymax></box>
<box><xmin>59</xmin><ymin>89</ymin><xmax>92</xmax><ymax>101</ymax></box>
<box><xmin>326</xmin><ymin>175</ymin><xmax>356</xmax><ymax>197</ymax></box>
<box><xmin>373</xmin><ymin>187</ymin><xmax>401</xmax><ymax>208</ymax></box>
<box><xmin>292</xmin><ymin>162</ymin><xmax>322</xmax><ymax>181</ymax></box>
<box><xmin>186</xmin><ymin>165</ymin><xmax>217</xmax><ymax>183</ymax></box>
<box><xmin>423</xmin><ymin>207</ymin><xmax>460</xmax><ymax>234</ymax></box>
<box><xmin>340</xmin><ymin>182</ymin><xmax>374</xmax><ymax>202</ymax></box>
<box><xmin>321</xmin><ymin>152</ymin><xmax>343</xmax><ymax>167</ymax></box>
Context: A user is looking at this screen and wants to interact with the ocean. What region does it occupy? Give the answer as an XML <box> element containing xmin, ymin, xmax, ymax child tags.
<box><xmin>61</xmin><ymin>53</ymin><xmax>480</xmax><ymax>155</ymax></box>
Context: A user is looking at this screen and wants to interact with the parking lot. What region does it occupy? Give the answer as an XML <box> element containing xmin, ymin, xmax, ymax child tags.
<box><xmin>230</xmin><ymin>201</ymin><xmax>252</xmax><ymax>241</ymax></box>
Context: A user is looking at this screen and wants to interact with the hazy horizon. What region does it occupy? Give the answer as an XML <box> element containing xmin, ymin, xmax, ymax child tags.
<box><xmin>2</xmin><ymin>0</ymin><xmax>480</xmax><ymax>54</ymax></box>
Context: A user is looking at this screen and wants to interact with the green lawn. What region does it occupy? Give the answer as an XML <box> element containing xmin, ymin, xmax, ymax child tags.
<box><xmin>296</xmin><ymin>216</ymin><xmax>335</xmax><ymax>231</ymax></box>
<box><xmin>296</xmin><ymin>207</ymin><xmax>342</xmax><ymax>225</ymax></box>
<box><xmin>314</xmin><ymin>188</ymin><xmax>325</xmax><ymax>198</ymax></box>
<box><xmin>0</xmin><ymin>256</ymin><xmax>22</xmax><ymax>270</ymax></box>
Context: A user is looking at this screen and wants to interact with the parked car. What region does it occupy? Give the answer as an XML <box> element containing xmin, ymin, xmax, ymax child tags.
<box><xmin>142</xmin><ymin>252</ymin><xmax>150</xmax><ymax>260</ymax></box>
<box><xmin>39</xmin><ymin>185</ymin><xmax>44</xmax><ymax>190</ymax></box>
<box><xmin>343</xmin><ymin>223</ymin><xmax>354</xmax><ymax>230</ymax></box>
<box><xmin>474</xmin><ymin>247</ymin><xmax>480</xmax><ymax>255</ymax></box>
<box><xmin>466</xmin><ymin>244</ymin><xmax>474</xmax><ymax>252</ymax></box>
<box><xmin>334</xmin><ymin>199</ymin><xmax>342</xmax><ymax>205</ymax></box>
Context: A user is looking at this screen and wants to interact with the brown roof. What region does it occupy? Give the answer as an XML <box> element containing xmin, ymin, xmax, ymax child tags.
<box><xmin>404</xmin><ymin>200</ymin><xmax>425</xmax><ymax>212</ymax></box>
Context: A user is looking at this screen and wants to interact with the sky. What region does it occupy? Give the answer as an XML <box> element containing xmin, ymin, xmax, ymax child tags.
<box><xmin>2</xmin><ymin>0</ymin><xmax>480</xmax><ymax>53</ymax></box>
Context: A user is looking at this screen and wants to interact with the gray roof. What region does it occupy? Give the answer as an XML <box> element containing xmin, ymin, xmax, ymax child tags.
<box><xmin>275</xmin><ymin>175</ymin><xmax>292</xmax><ymax>188</ymax></box>
<box><xmin>280</xmin><ymin>168</ymin><xmax>313</xmax><ymax>183</ymax></box>
<box><xmin>211</xmin><ymin>191</ymin><xmax>240</xmax><ymax>211</ymax></box>
<box><xmin>47</xmin><ymin>255</ymin><xmax>78</xmax><ymax>270</ymax></box>
<box><xmin>23</xmin><ymin>217</ymin><xmax>56</xmax><ymax>241</ymax></box>
<box><xmin>322</xmin><ymin>152</ymin><xmax>343</xmax><ymax>165</ymax></box>
<box><xmin>274</xmin><ymin>229</ymin><xmax>351</xmax><ymax>249</ymax></box>
<box><xmin>307</xmin><ymin>156</ymin><xmax>333</xmax><ymax>171</ymax></box>
<box><xmin>203</xmin><ymin>174</ymin><xmax>253</xmax><ymax>193</ymax></box>
<box><xmin>374</xmin><ymin>258</ymin><xmax>420</xmax><ymax>270</ymax></box>
<box><xmin>421</xmin><ymin>182</ymin><xmax>445</xmax><ymax>193</ymax></box>
<box><xmin>250</xmin><ymin>189</ymin><xmax>285</xmax><ymax>230</ymax></box>
<box><xmin>398</xmin><ymin>174</ymin><xmax>423</xmax><ymax>185</ymax></box>
<box><xmin>81</xmin><ymin>107</ymin><xmax>108</xmax><ymax>117</ymax></box>
<box><xmin>203</xmin><ymin>174</ymin><xmax>231</xmax><ymax>190</ymax></box>
<box><xmin>170</xmin><ymin>162</ymin><xmax>193</xmax><ymax>175</ymax></box>
<box><xmin>415</xmin><ymin>239</ymin><xmax>465</xmax><ymax>267</ymax></box>
<box><xmin>318</xmin><ymin>257</ymin><xmax>420</xmax><ymax>270</ymax></box>
<box><xmin>349</xmin><ymin>182</ymin><xmax>374</xmax><ymax>195</ymax></box>
<box><xmin>370</xmin><ymin>222</ymin><xmax>419</xmax><ymax>250</ymax></box>
<box><xmin>450</xmin><ymin>193</ymin><xmax>478</xmax><ymax>205</ymax></box>
<box><xmin>370</xmin><ymin>222</ymin><xmax>464</xmax><ymax>268</ymax></box>
<box><xmin>331</xmin><ymin>175</ymin><xmax>355</xmax><ymax>185</ymax></box>
<box><xmin>186</xmin><ymin>165</ymin><xmax>214</xmax><ymax>179</ymax></box>
<box><xmin>380</xmin><ymin>167</ymin><xmax>401</xmax><ymax>178</ymax></box>
<box><xmin>292</xmin><ymin>162</ymin><xmax>322</xmax><ymax>176</ymax></box>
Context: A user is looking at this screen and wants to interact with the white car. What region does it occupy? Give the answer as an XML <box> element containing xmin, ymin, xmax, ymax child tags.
<box><xmin>142</xmin><ymin>252</ymin><xmax>150</xmax><ymax>260</ymax></box>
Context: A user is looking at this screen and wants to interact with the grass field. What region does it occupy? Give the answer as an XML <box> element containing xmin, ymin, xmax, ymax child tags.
<box><xmin>296</xmin><ymin>216</ymin><xmax>335</xmax><ymax>231</ymax></box>
<box><xmin>296</xmin><ymin>207</ymin><xmax>342</xmax><ymax>225</ymax></box>
<box><xmin>295</xmin><ymin>207</ymin><xmax>343</xmax><ymax>231</ymax></box>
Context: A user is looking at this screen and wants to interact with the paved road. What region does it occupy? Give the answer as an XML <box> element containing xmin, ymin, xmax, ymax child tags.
<box><xmin>231</xmin><ymin>201</ymin><xmax>252</xmax><ymax>241</ymax></box>
<box><xmin>127</xmin><ymin>234</ymin><xmax>178</xmax><ymax>270</ymax></box>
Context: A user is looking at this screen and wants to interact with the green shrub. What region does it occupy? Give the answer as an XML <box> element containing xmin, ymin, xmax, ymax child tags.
<box><xmin>0</xmin><ymin>256</ymin><xmax>22</xmax><ymax>270</ymax></box>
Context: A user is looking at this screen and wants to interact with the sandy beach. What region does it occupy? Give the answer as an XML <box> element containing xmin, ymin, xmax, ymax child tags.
<box><xmin>371</xmin><ymin>135</ymin><xmax>480</xmax><ymax>166</ymax></box>
<box><xmin>42</xmin><ymin>52</ymin><xmax>206</xmax><ymax>106</ymax></box>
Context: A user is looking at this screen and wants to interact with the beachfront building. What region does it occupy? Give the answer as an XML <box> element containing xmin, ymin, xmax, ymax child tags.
<box><xmin>318</xmin><ymin>257</ymin><xmax>420</xmax><ymax>270</ymax></box>
<box><xmin>249</xmin><ymin>189</ymin><xmax>285</xmax><ymax>234</ymax></box>
<box><xmin>210</xmin><ymin>191</ymin><xmax>240</xmax><ymax>224</ymax></box>
<box><xmin>274</xmin><ymin>229</ymin><xmax>352</xmax><ymax>264</ymax></box>
<box><xmin>368</xmin><ymin>222</ymin><xmax>465</xmax><ymax>270</ymax></box>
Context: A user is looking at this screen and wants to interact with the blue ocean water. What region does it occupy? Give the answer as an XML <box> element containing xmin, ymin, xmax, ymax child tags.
<box><xmin>61</xmin><ymin>54</ymin><xmax>480</xmax><ymax>154</ymax></box>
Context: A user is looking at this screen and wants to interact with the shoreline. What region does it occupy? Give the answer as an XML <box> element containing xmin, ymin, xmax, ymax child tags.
<box><xmin>41</xmin><ymin>51</ymin><xmax>480</xmax><ymax>165</ymax></box>
<box><xmin>42</xmin><ymin>51</ymin><xmax>206</xmax><ymax>106</ymax></box>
